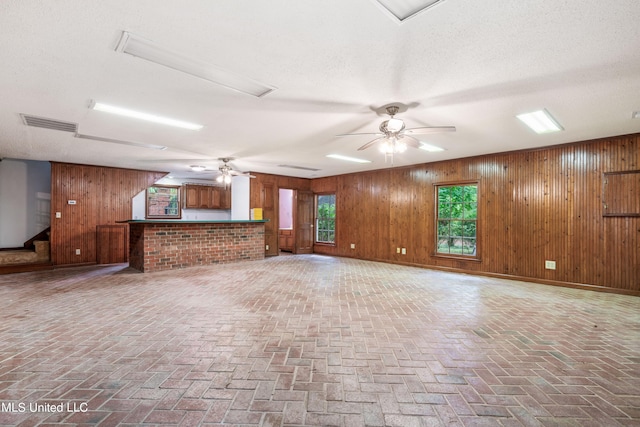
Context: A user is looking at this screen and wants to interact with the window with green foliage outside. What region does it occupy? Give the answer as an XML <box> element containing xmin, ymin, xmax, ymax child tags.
<box><xmin>316</xmin><ymin>194</ymin><xmax>336</xmax><ymax>244</ymax></box>
<box><xmin>436</xmin><ymin>184</ymin><xmax>478</xmax><ymax>256</ymax></box>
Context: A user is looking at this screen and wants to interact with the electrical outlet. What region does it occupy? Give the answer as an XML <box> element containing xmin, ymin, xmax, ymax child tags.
<box><xmin>401</xmin><ymin>248</ymin><xmax>407</xmax><ymax>255</ymax></box>
<box><xmin>75</xmin><ymin>249</ymin><xmax>81</xmax><ymax>255</ymax></box>
<box><xmin>266</xmin><ymin>245</ymin><xmax>269</xmax><ymax>251</ymax></box>
<box><xmin>396</xmin><ymin>247</ymin><xmax>400</xmax><ymax>253</ymax></box>
<box><xmin>55</xmin><ymin>212</ymin><xmax>61</xmax><ymax>218</ymax></box>
<box><xmin>545</xmin><ymin>260</ymin><xmax>556</xmax><ymax>270</ymax></box>
<box><xmin>350</xmin><ymin>243</ymin><xmax>355</xmax><ymax>249</ymax></box>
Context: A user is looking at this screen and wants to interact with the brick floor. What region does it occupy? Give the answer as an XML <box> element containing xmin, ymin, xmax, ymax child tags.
<box><xmin>0</xmin><ymin>255</ymin><xmax>638</xmax><ymax>426</ymax></box>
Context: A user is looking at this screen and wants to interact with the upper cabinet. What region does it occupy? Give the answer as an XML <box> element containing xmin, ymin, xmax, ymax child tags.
<box><xmin>183</xmin><ymin>184</ymin><xmax>231</xmax><ymax>210</ymax></box>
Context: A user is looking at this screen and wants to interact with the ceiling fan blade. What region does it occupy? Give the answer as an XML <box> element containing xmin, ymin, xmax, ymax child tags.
<box><xmin>404</xmin><ymin>126</ymin><xmax>456</xmax><ymax>135</ymax></box>
<box><xmin>403</xmin><ymin>135</ymin><xmax>422</xmax><ymax>149</ymax></box>
<box><xmin>357</xmin><ymin>136</ymin><xmax>385</xmax><ymax>151</ymax></box>
<box><xmin>336</xmin><ymin>132</ymin><xmax>384</xmax><ymax>137</ymax></box>
<box><xmin>229</xmin><ymin>170</ymin><xmax>255</xmax><ymax>178</ymax></box>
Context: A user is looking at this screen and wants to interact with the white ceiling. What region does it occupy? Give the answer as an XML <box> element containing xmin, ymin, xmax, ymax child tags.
<box><xmin>1</xmin><ymin>0</ymin><xmax>640</xmax><ymax>179</ymax></box>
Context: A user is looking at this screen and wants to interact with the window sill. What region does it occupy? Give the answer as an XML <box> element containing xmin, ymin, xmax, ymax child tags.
<box><xmin>314</xmin><ymin>242</ymin><xmax>336</xmax><ymax>247</ymax></box>
<box><xmin>432</xmin><ymin>253</ymin><xmax>481</xmax><ymax>262</ymax></box>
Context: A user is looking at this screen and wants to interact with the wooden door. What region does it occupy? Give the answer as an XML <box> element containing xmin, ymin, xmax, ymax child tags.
<box><xmin>295</xmin><ymin>190</ymin><xmax>314</xmax><ymax>254</ymax></box>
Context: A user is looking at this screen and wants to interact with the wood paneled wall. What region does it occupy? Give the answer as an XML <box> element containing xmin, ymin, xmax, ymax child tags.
<box><xmin>249</xmin><ymin>172</ymin><xmax>311</xmax><ymax>256</ymax></box>
<box><xmin>311</xmin><ymin>134</ymin><xmax>639</xmax><ymax>294</ymax></box>
<box><xmin>50</xmin><ymin>163</ymin><xmax>166</xmax><ymax>266</ymax></box>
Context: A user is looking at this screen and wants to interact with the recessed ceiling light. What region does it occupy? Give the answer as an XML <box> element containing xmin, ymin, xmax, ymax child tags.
<box><xmin>90</xmin><ymin>101</ymin><xmax>203</xmax><ymax>130</ymax></box>
<box><xmin>115</xmin><ymin>31</ymin><xmax>276</xmax><ymax>98</ymax></box>
<box><xmin>419</xmin><ymin>143</ymin><xmax>445</xmax><ymax>152</ymax></box>
<box><xmin>516</xmin><ymin>109</ymin><xmax>563</xmax><ymax>134</ymax></box>
<box><xmin>326</xmin><ymin>154</ymin><xmax>371</xmax><ymax>164</ymax></box>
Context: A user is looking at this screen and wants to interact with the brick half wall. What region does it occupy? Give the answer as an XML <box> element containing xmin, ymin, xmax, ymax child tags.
<box><xmin>129</xmin><ymin>222</ymin><xmax>265</xmax><ymax>273</ymax></box>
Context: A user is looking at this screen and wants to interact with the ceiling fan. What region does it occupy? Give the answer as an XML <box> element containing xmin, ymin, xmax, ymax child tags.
<box><xmin>337</xmin><ymin>105</ymin><xmax>455</xmax><ymax>154</ymax></box>
<box><xmin>198</xmin><ymin>158</ymin><xmax>255</xmax><ymax>184</ymax></box>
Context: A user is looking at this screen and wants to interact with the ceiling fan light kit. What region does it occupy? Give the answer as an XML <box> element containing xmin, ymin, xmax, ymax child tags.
<box><xmin>216</xmin><ymin>174</ymin><xmax>232</xmax><ymax>184</ymax></box>
<box><xmin>385</xmin><ymin>118</ymin><xmax>405</xmax><ymax>133</ymax></box>
<box><xmin>379</xmin><ymin>138</ymin><xmax>407</xmax><ymax>154</ymax></box>
<box><xmin>338</xmin><ymin>104</ymin><xmax>455</xmax><ymax>159</ymax></box>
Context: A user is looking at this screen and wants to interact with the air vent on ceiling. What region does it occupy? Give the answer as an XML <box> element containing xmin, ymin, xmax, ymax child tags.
<box><xmin>373</xmin><ymin>0</ymin><xmax>446</xmax><ymax>23</ymax></box>
<box><xmin>278</xmin><ymin>164</ymin><xmax>321</xmax><ymax>172</ymax></box>
<box><xmin>20</xmin><ymin>114</ymin><xmax>78</xmax><ymax>133</ymax></box>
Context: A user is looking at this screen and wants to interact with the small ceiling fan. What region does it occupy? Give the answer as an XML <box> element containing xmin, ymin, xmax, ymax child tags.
<box><xmin>206</xmin><ymin>158</ymin><xmax>256</xmax><ymax>184</ymax></box>
<box><xmin>337</xmin><ymin>105</ymin><xmax>455</xmax><ymax>154</ymax></box>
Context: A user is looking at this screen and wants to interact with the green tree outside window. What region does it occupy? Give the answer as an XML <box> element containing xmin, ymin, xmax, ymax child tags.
<box><xmin>436</xmin><ymin>184</ymin><xmax>478</xmax><ymax>256</ymax></box>
<box><xmin>316</xmin><ymin>194</ymin><xmax>336</xmax><ymax>243</ymax></box>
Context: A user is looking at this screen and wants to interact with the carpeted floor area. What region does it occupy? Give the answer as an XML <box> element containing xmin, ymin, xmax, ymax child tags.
<box><xmin>0</xmin><ymin>254</ymin><xmax>638</xmax><ymax>426</ymax></box>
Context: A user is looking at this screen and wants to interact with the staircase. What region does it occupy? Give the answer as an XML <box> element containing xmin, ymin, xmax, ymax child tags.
<box><xmin>0</xmin><ymin>228</ymin><xmax>53</xmax><ymax>274</ymax></box>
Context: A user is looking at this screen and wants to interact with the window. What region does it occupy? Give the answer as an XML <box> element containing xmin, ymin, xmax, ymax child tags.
<box><xmin>436</xmin><ymin>183</ymin><xmax>478</xmax><ymax>256</ymax></box>
<box><xmin>316</xmin><ymin>194</ymin><xmax>336</xmax><ymax>244</ymax></box>
<box><xmin>146</xmin><ymin>185</ymin><xmax>181</xmax><ymax>219</ymax></box>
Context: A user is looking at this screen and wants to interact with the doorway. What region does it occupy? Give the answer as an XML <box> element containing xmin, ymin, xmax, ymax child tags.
<box><xmin>278</xmin><ymin>189</ymin><xmax>294</xmax><ymax>252</ymax></box>
<box><xmin>277</xmin><ymin>188</ymin><xmax>314</xmax><ymax>254</ymax></box>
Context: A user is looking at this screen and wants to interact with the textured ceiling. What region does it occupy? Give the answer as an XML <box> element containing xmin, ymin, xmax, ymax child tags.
<box><xmin>1</xmin><ymin>0</ymin><xmax>639</xmax><ymax>179</ymax></box>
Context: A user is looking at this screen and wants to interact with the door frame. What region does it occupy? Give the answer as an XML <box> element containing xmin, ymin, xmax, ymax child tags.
<box><xmin>276</xmin><ymin>187</ymin><xmax>315</xmax><ymax>255</ymax></box>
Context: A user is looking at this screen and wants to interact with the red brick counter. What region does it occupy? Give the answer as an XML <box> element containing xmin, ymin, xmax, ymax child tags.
<box><xmin>125</xmin><ymin>220</ymin><xmax>266</xmax><ymax>273</ymax></box>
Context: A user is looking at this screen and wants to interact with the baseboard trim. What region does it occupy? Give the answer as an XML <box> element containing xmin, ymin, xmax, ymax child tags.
<box><xmin>332</xmin><ymin>254</ymin><xmax>639</xmax><ymax>297</ymax></box>
<box><xmin>0</xmin><ymin>262</ymin><xmax>54</xmax><ymax>275</ymax></box>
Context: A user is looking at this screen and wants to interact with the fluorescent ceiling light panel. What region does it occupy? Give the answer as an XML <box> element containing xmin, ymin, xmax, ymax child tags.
<box><xmin>116</xmin><ymin>31</ymin><xmax>276</xmax><ymax>98</ymax></box>
<box><xmin>419</xmin><ymin>143</ymin><xmax>445</xmax><ymax>152</ymax></box>
<box><xmin>516</xmin><ymin>109</ymin><xmax>563</xmax><ymax>134</ymax></box>
<box><xmin>91</xmin><ymin>101</ymin><xmax>203</xmax><ymax>130</ymax></box>
<box><xmin>326</xmin><ymin>154</ymin><xmax>371</xmax><ymax>164</ymax></box>
<box><xmin>373</xmin><ymin>0</ymin><xmax>445</xmax><ymax>23</ymax></box>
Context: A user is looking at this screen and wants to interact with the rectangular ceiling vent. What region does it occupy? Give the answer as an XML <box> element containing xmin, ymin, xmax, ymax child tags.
<box><xmin>278</xmin><ymin>164</ymin><xmax>321</xmax><ymax>172</ymax></box>
<box><xmin>21</xmin><ymin>114</ymin><xmax>78</xmax><ymax>133</ymax></box>
<box><xmin>372</xmin><ymin>0</ymin><xmax>446</xmax><ymax>23</ymax></box>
